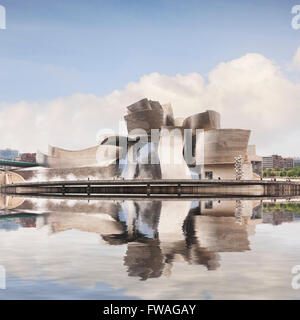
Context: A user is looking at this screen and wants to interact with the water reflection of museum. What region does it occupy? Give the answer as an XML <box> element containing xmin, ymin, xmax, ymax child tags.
<box><xmin>1</xmin><ymin>197</ymin><xmax>298</xmax><ymax>281</ymax></box>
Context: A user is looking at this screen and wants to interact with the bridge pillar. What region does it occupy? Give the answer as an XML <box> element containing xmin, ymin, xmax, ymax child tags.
<box><xmin>178</xmin><ymin>183</ymin><xmax>181</xmax><ymax>196</ymax></box>
<box><xmin>147</xmin><ymin>183</ymin><xmax>151</xmax><ymax>196</ymax></box>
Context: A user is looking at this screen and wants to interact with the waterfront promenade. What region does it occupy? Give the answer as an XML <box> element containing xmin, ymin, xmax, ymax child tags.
<box><xmin>1</xmin><ymin>178</ymin><xmax>300</xmax><ymax>198</ymax></box>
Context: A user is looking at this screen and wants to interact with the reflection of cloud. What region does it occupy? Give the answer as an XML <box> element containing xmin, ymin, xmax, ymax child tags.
<box><xmin>1</xmin><ymin>51</ymin><xmax>300</xmax><ymax>155</ymax></box>
<box><xmin>1</xmin><ymin>221</ymin><xmax>300</xmax><ymax>299</ymax></box>
<box><xmin>0</xmin><ymin>199</ymin><xmax>300</xmax><ymax>299</ymax></box>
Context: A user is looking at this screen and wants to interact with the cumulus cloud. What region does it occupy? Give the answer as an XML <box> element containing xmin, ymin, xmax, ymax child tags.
<box><xmin>291</xmin><ymin>46</ymin><xmax>300</xmax><ymax>71</ymax></box>
<box><xmin>1</xmin><ymin>52</ymin><xmax>300</xmax><ymax>156</ymax></box>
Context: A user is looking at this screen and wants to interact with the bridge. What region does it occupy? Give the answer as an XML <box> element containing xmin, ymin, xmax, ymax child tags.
<box><xmin>0</xmin><ymin>160</ymin><xmax>39</xmax><ymax>168</ymax></box>
<box><xmin>1</xmin><ymin>178</ymin><xmax>300</xmax><ymax>198</ymax></box>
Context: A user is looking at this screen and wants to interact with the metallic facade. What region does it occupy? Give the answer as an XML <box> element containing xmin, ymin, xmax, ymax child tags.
<box><xmin>35</xmin><ymin>98</ymin><xmax>262</xmax><ymax>180</ymax></box>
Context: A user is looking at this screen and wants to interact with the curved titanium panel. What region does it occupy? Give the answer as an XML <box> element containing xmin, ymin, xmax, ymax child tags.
<box><xmin>126</xmin><ymin>98</ymin><xmax>152</xmax><ymax>114</ymax></box>
<box><xmin>149</xmin><ymin>100</ymin><xmax>163</xmax><ymax>111</ymax></box>
<box><xmin>183</xmin><ymin>110</ymin><xmax>221</xmax><ymax>133</ymax></box>
<box><xmin>124</xmin><ymin>109</ymin><xmax>164</xmax><ymax>135</ymax></box>
<box><xmin>197</xmin><ymin>129</ymin><xmax>250</xmax><ymax>165</ymax></box>
<box><xmin>158</xmin><ymin>126</ymin><xmax>192</xmax><ymax>179</ymax></box>
<box><xmin>38</xmin><ymin>144</ymin><xmax>121</xmax><ymax>169</ymax></box>
<box><xmin>162</xmin><ymin>103</ymin><xmax>175</xmax><ymax>126</ymax></box>
<box><xmin>121</xmin><ymin>142</ymin><xmax>162</xmax><ymax>179</ymax></box>
<box><xmin>48</xmin><ymin>145</ymin><xmax>99</xmax><ymax>160</ymax></box>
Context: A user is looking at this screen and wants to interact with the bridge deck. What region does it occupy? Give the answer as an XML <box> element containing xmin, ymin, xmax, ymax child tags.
<box><xmin>1</xmin><ymin>178</ymin><xmax>297</xmax><ymax>188</ymax></box>
<box><xmin>0</xmin><ymin>160</ymin><xmax>39</xmax><ymax>168</ymax></box>
<box><xmin>1</xmin><ymin>179</ymin><xmax>300</xmax><ymax>198</ymax></box>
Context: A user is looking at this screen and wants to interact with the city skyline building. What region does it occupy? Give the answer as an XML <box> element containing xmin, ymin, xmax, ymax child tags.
<box><xmin>0</xmin><ymin>148</ymin><xmax>19</xmax><ymax>161</ymax></box>
<box><xmin>262</xmin><ymin>155</ymin><xmax>295</xmax><ymax>170</ymax></box>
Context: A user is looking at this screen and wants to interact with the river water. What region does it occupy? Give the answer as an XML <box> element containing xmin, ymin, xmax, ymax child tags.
<box><xmin>0</xmin><ymin>196</ymin><xmax>300</xmax><ymax>300</ymax></box>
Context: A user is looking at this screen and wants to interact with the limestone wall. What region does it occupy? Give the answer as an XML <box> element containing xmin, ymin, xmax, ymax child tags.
<box><xmin>203</xmin><ymin>163</ymin><xmax>255</xmax><ymax>180</ymax></box>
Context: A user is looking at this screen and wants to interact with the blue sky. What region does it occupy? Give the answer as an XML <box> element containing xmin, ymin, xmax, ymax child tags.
<box><xmin>0</xmin><ymin>0</ymin><xmax>299</xmax><ymax>102</ymax></box>
<box><xmin>0</xmin><ymin>0</ymin><xmax>300</xmax><ymax>155</ymax></box>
